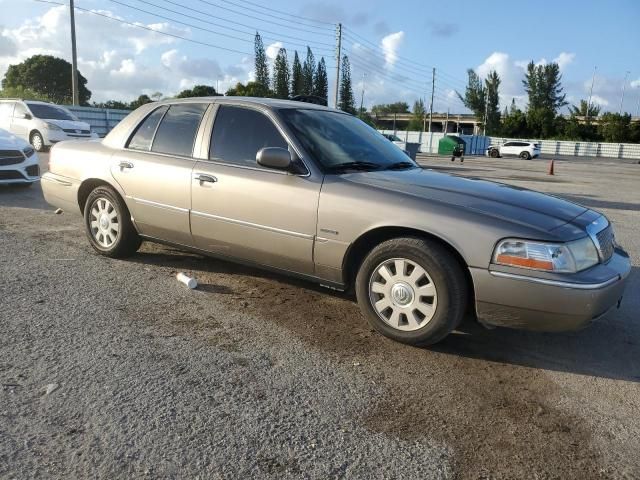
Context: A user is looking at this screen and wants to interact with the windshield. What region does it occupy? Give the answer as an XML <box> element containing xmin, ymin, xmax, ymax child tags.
<box><xmin>280</xmin><ymin>109</ymin><xmax>417</xmax><ymax>172</ymax></box>
<box><xmin>26</xmin><ymin>103</ymin><xmax>78</xmax><ymax>121</ymax></box>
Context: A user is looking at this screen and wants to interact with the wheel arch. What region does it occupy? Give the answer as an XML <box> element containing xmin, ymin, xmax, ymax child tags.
<box><xmin>77</xmin><ymin>178</ymin><xmax>124</xmax><ymax>213</ymax></box>
<box><xmin>342</xmin><ymin>226</ymin><xmax>475</xmax><ymax>311</ymax></box>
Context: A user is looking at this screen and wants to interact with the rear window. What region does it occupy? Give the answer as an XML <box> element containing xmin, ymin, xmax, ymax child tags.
<box><xmin>151</xmin><ymin>103</ymin><xmax>208</xmax><ymax>157</ymax></box>
<box><xmin>127</xmin><ymin>106</ymin><xmax>168</xmax><ymax>151</ymax></box>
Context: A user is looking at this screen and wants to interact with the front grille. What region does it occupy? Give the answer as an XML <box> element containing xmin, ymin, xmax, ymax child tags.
<box><xmin>595</xmin><ymin>225</ymin><xmax>615</xmax><ymax>262</ymax></box>
<box><xmin>0</xmin><ymin>150</ymin><xmax>24</xmax><ymax>166</ymax></box>
<box><xmin>0</xmin><ymin>170</ymin><xmax>24</xmax><ymax>180</ymax></box>
<box><xmin>26</xmin><ymin>165</ymin><xmax>40</xmax><ymax>177</ymax></box>
<box><xmin>62</xmin><ymin>128</ymin><xmax>90</xmax><ymax>134</ymax></box>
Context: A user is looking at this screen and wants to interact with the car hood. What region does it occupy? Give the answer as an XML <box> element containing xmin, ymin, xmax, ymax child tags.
<box><xmin>42</xmin><ymin>119</ymin><xmax>91</xmax><ymax>130</ymax></box>
<box><xmin>340</xmin><ymin>168</ymin><xmax>589</xmax><ymax>232</ymax></box>
<box><xmin>0</xmin><ymin>127</ymin><xmax>29</xmax><ymax>149</ymax></box>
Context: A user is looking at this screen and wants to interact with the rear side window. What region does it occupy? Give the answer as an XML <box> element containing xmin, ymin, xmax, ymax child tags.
<box><xmin>152</xmin><ymin>103</ymin><xmax>208</xmax><ymax>157</ymax></box>
<box><xmin>0</xmin><ymin>102</ymin><xmax>14</xmax><ymax>118</ymax></box>
<box><xmin>209</xmin><ymin>105</ymin><xmax>288</xmax><ymax>167</ymax></box>
<box><xmin>127</xmin><ymin>106</ymin><xmax>168</xmax><ymax>151</ymax></box>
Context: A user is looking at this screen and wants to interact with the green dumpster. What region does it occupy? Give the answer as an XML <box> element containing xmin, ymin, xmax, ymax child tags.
<box><xmin>438</xmin><ymin>135</ymin><xmax>466</xmax><ymax>157</ymax></box>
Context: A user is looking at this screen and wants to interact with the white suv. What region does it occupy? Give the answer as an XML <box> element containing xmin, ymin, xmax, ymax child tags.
<box><xmin>0</xmin><ymin>127</ymin><xmax>40</xmax><ymax>187</ymax></box>
<box><xmin>487</xmin><ymin>141</ymin><xmax>541</xmax><ymax>159</ymax></box>
<box><xmin>0</xmin><ymin>99</ymin><xmax>96</xmax><ymax>152</ymax></box>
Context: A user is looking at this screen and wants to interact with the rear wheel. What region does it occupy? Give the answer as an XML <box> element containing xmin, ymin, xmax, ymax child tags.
<box><xmin>30</xmin><ymin>131</ymin><xmax>45</xmax><ymax>152</ymax></box>
<box><xmin>355</xmin><ymin>237</ymin><xmax>468</xmax><ymax>346</ymax></box>
<box><xmin>84</xmin><ymin>186</ymin><xmax>141</xmax><ymax>258</ymax></box>
<box><xmin>520</xmin><ymin>151</ymin><xmax>531</xmax><ymax>159</ymax></box>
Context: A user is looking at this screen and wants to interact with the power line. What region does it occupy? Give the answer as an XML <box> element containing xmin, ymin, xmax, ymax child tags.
<box><xmin>218</xmin><ymin>0</ymin><xmax>335</xmax><ymax>29</ymax></box>
<box><xmin>105</xmin><ymin>0</ymin><xmax>334</xmax><ymax>53</ymax></box>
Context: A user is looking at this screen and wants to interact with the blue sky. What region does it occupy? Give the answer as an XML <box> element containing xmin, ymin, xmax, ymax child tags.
<box><xmin>1</xmin><ymin>0</ymin><xmax>639</xmax><ymax>114</ymax></box>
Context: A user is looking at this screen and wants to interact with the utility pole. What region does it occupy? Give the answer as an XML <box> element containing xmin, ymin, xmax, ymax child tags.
<box><xmin>333</xmin><ymin>23</ymin><xmax>342</xmax><ymax>109</ymax></box>
<box><xmin>482</xmin><ymin>93</ymin><xmax>489</xmax><ymax>136</ymax></box>
<box><xmin>619</xmin><ymin>70</ymin><xmax>630</xmax><ymax>114</ymax></box>
<box><xmin>636</xmin><ymin>97</ymin><xmax>640</xmax><ymax>118</ymax></box>
<box><xmin>359</xmin><ymin>72</ymin><xmax>366</xmax><ymax>114</ymax></box>
<box><xmin>428</xmin><ymin>68</ymin><xmax>435</xmax><ymax>133</ymax></box>
<box><xmin>69</xmin><ymin>0</ymin><xmax>79</xmax><ymax>105</ymax></box>
<box><xmin>444</xmin><ymin>108</ymin><xmax>449</xmax><ymax>135</ymax></box>
<box><xmin>586</xmin><ymin>66</ymin><xmax>596</xmax><ymax>122</ymax></box>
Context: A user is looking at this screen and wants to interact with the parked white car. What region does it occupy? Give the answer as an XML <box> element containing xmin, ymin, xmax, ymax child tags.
<box><xmin>382</xmin><ymin>133</ymin><xmax>407</xmax><ymax>151</ymax></box>
<box><xmin>0</xmin><ymin>127</ymin><xmax>40</xmax><ymax>187</ymax></box>
<box><xmin>487</xmin><ymin>141</ymin><xmax>541</xmax><ymax>159</ymax></box>
<box><xmin>0</xmin><ymin>99</ymin><xmax>97</xmax><ymax>152</ymax></box>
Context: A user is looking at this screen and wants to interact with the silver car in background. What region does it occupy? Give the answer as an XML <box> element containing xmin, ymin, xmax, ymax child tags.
<box><xmin>41</xmin><ymin>97</ymin><xmax>630</xmax><ymax>346</ymax></box>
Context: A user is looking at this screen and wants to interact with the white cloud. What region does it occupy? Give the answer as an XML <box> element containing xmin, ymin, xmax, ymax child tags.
<box><xmin>553</xmin><ymin>52</ymin><xmax>575</xmax><ymax>70</ymax></box>
<box><xmin>265</xmin><ymin>41</ymin><xmax>282</xmax><ymax>61</ymax></box>
<box><xmin>589</xmin><ymin>95</ymin><xmax>609</xmax><ymax>107</ymax></box>
<box><xmin>631</xmin><ymin>78</ymin><xmax>640</xmax><ymax>89</ymax></box>
<box><xmin>381</xmin><ymin>31</ymin><xmax>404</xmax><ymax>68</ymax></box>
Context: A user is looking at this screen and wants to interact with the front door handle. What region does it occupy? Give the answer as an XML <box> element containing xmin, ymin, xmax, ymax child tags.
<box><xmin>119</xmin><ymin>161</ymin><xmax>134</xmax><ymax>170</ymax></box>
<box><xmin>194</xmin><ymin>173</ymin><xmax>218</xmax><ymax>184</ymax></box>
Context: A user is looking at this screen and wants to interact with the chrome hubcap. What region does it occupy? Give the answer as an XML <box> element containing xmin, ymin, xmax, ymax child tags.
<box><xmin>32</xmin><ymin>135</ymin><xmax>42</xmax><ymax>150</ymax></box>
<box><xmin>90</xmin><ymin>197</ymin><xmax>119</xmax><ymax>248</ymax></box>
<box><xmin>369</xmin><ymin>258</ymin><xmax>438</xmax><ymax>332</ymax></box>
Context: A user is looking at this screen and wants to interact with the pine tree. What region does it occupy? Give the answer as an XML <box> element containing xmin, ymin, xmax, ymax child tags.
<box><xmin>457</xmin><ymin>69</ymin><xmax>486</xmax><ymax>121</ymax></box>
<box><xmin>523</xmin><ymin>61</ymin><xmax>567</xmax><ymax>137</ymax></box>
<box><xmin>338</xmin><ymin>55</ymin><xmax>356</xmax><ymax>114</ymax></box>
<box><xmin>254</xmin><ymin>32</ymin><xmax>269</xmax><ymax>91</ymax></box>
<box><xmin>272</xmin><ymin>48</ymin><xmax>290</xmax><ymax>99</ymax></box>
<box><xmin>313</xmin><ymin>57</ymin><xmax>328</xmax><ymax>102</ymax></box>
<box><xmin>291</xmin><ymin>51</ymin><xmax>303</xmax><ymax>96</ymax></box>
<box><xmin>302</xmin><ymin>47</ymin><xmax>316</xmax><ymax>95</ymax></box>
<box><xmin>484</xmin><ymin>70</ymin><xmax>501</xmax><ymax>135</ymax></box>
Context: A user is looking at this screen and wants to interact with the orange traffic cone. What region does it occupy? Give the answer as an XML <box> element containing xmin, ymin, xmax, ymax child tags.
<box><xmin>548</xmin><ymin>160</ymin><xmax>555</xmax><ymax>175</ymax></box>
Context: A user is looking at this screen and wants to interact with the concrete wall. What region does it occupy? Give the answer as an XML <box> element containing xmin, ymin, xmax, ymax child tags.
<box><xmin>64</xmin><ymin>105</ymin><xmax>131</xmax><ymax>137</ymax></box>
<box><xmin>380</xmin><ymin>130</ymin><xmax>640</xmax><ymax>159</ymax></box>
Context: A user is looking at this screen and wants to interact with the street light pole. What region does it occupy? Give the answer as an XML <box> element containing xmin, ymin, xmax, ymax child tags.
<box><xmin>620</xmin><ymin>71</ymin><xmax>630</xmax><ymax>114</ymax></box>
<box><xmin>69</xmin><ymin>0</ymin><xmax>79</xmax><ymax>105</ymax></box>
<box><xmin>359</xmin><ymin>72</ymin><xmax>366</xmax><ymax>114</ymax></box>
<box><xmin>586</xmin><ymin>66</ymin><xmax>596</xmax><ymax>122</ymax></box>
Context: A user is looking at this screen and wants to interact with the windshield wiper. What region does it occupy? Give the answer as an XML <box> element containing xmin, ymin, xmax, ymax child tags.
<box><xmin>385</xmin><ymin>161</ymin><xmax>418</xmax><ymax>170</ymax></box>
<box><xmin>327</xmin><ymin>161</ymin><xmax>382</xmax><ymax>173</ymax></box>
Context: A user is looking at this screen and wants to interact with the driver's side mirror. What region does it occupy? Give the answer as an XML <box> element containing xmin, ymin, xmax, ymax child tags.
<box><xmin>256</xmin><ymin>147</ymin><xmax>291</xmax><ymax>170</ymax></box>
<box><xmin>23</xmin><ymin>113</ymin><xmax>32</xmax><ymax>120</ymax></box>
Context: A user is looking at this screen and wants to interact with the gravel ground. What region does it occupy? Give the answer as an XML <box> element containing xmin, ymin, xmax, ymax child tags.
<box><xmin>0</xmin><ymin>153</ymin><xmax>639</xmax><ymax>479</ymax></box>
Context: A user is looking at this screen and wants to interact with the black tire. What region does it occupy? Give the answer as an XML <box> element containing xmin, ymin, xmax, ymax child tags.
<box><xmin>11</xmin><ymin>182</ymin><xmax>34</xmax><ymax>188</ymax></box>
<box><xmin>83</xmin><ymin>185</ymin><xmax>141</xmax><ymax>258</ymax></box>
<box><xmin>520</xmin><ymin>151</ymin><xmax>531</xmax><ymax>160</ymax></box>
<box><xmin>489</xmin><ymin>148</ymin><xmax>499</xmax><ymax>158</ymax></box>
<box><xmin>355</xmin><ymin>237</ymin><xmax>468</xmax><ymax>346</ymax></box>
<box><xmin>30</xmin><ymin>131</ymin><xmax>46</xmax><ymax>152</ymax></box>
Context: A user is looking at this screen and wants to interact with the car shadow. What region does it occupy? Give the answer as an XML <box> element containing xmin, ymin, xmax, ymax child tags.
<box><xmin>0</xmin><ymin>182</ymin><xmax>50</xmax><ymax>210</ymax></box>
<box><xmin>127</xmin><ymin>245</ymin><xmax>640</xmax><ymax>383</ymax></box>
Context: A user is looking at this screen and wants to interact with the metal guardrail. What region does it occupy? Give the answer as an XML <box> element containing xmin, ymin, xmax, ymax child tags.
<box><xmin>64</xmin><ymin>105</ymin><xmax>131</xmax><ymax>137</ymax></box>
<box><xmin>380</xmin><ymin>130</ymin><xmax>640</xmax><ymax>159</ymax></box>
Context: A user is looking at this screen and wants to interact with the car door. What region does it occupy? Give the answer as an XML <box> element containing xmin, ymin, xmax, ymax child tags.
<box><xmin>10</xmin><ymin>103</ymin><xmax>30</xmax><ymax>138</ymax></box>
<box><xmin>501</xmin><ymin>142</ymin><xmax>516</xmax><ymax>156</ymax></box>
<box><xmin>110</xmin><ymin>102</ymin><xmax>209</xmax><ymax>246</ymax></box>
<box><xmin>0</xmin><ymin>102</ymin><xmax>14</xmax><ymax>131</ymax></box>
<box><xmin>190</xmin><ymin>104</ymin><xmax>321</xmax><ymax>275</ymax></box>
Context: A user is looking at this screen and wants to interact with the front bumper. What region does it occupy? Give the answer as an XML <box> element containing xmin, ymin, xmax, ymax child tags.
<box><xmin>0</xmin><ymin>156</ymin><xmax>41</xmax><ymax>184</ymax></box>
<box><xmin>470</xmin><ymin>248</ymin><xmax>631</xmax><ymax>331</ymax></box>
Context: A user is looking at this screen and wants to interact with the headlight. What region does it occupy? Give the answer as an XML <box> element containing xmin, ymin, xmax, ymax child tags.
<box><xmin>45</xmin><ymin>122</ymin><xmax>62</xmax><ymax>131</ymax></box>
<box><xmin>23</xmin><ymin>146</ymin><xmax>35</xmax><ymax>157</ymax></box>
<box><xmin>493</xmin><ymin>237</ymin><xmax>599</xmax><ymax>273</ymax></box>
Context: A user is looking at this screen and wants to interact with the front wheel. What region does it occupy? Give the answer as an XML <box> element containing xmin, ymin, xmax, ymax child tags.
<box><xmin>520</xmin><ymin>151</ymin><xmax>531</xmax><ymax>160</ymax></box>
<box><xmin>84</xmin><ymin>186</ymin><xmax>141</xmax><ymax>258</ymax></box>
<box><xmin>489</xmin><ymin>149</ymin><xmax>499</xmax><ymax>158</ymax></box>
<box><xmin>355</xmin><ymin>237</ymin><xmax>468</xmax><ymax>346</ymax></box>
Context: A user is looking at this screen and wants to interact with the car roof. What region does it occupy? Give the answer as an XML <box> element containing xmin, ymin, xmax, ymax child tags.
<box><xmin>154</xmin><ymin>96</ymin><xmax>342</xmax><ymax>112</ymax></box>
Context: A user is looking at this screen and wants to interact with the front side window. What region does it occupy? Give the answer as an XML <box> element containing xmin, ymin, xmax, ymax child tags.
<box><xmin>13</xmin><ymin>103</ymin><xmax>28</xmax><ymax>118</ymax></box>
<box><xmin>127</xmin><ymin>106</ymin><xmax>168</xmax><ymax>151</ymax></box>
<box><xmin>151</xmin><ymin>103</ymin><xmax>208</xmax><ymax>157</ymax></box>
<box><xmin>209</xmin><ymin>105</ymin><xmax>288</xmax><ymax>167</ymax></box>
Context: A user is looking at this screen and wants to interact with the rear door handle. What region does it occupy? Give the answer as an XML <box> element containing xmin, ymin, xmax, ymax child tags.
<box><xmin>119</xmin><ymin>161</ymin><xmax>134</xmax><ymax>170</ymax></box>
<box><xmin>194</xmin><ymin>173</ymin><xmax>217</xmax><ymax>184</ymax></box>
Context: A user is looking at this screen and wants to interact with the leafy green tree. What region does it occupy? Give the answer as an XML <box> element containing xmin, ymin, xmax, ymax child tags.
<box><xmin>129</xmin><ymin>94</ymin><xmax>153</xmax><ymax>109</ymax></box>
<box><xmin>226</xmin><ymin>81</ymin><xmax>271</xmax><ymax>97</ymax></box>
<box><xmin>357</xmin><ymin>109</ymin><xmax>376</xmax><ymax>127</ymax></box>
<box><xmin>457</xmin><ymin>69</ymin><xmax>485</xmax><ymax>121</ymax></box>
<box><xmin>0</xmin><ymin>85</ymin><xmax>54</xmax><ymax>103</ymax></box>
<box><xmin>338</xmin><ymin>55</ymin><xmax>355</xmax><ymax>114</ymax></box>
<box><xmin>501</xmin><ymin>99</ymin><xmax>528</xmax><ymax>137</ymax></box>
<box><xmin>291</xmin><ymin>51</ymin><xmax>303</xmax><ymax>96</ymax></box>
<box><xmin>92</xmin><ymin>100</ymin><xmax>129</xmax><ymax>109</ymax></box>
<box><xmin>407</xmin><ymin>99</ymin><xmax>426</xmax><ymax>131</ymax></box>
<box><xmin>484</xmin><ymin>70</ymin><xmax>501</xmax><ymax>135</ymax></box>
<box><xmin>598</xmin><ymin>113</ymin><xmax>632</xmax><ymax>143</ymax></box>
<box><xmin>272</xmin><ymin>48</ymin><xmax>290</xmax><ymax>99</ymax></box>
<box><xmin>1</xmin><ymin>54</ymin><xmax>91</xmax><ymax>104</ymax></box>
<box><xmin>254</xmin><ymin>32</ymin><xmax>269</xmax><ymax>90</ymax></box>
<box><xmin>569</xmin><ymin>99</ymin><xmax>601</xmax><ymax>118</ymax></box>
<box><xmin>371</xmin><ymin>102</ymin><xmax>410</xmax><ymax>116</ymax></box>
<box><xmin>175</xmin><ymin>85</ymin><xmax>218</xmax><ymax>98</ymax></box>
<box><xmin>302</xmin><ymin>47</ymin><xmax>316</xmax><ymax>95</ymax></box>
<box><xmin>522</xmin><ymin>61</ymin><xmax>567</xmax><ymax>137</ymax></box>
<box><xmin>313</xmin><ymin>57</ymin><xmax>328</xmax><ymax>101</ymax></box>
